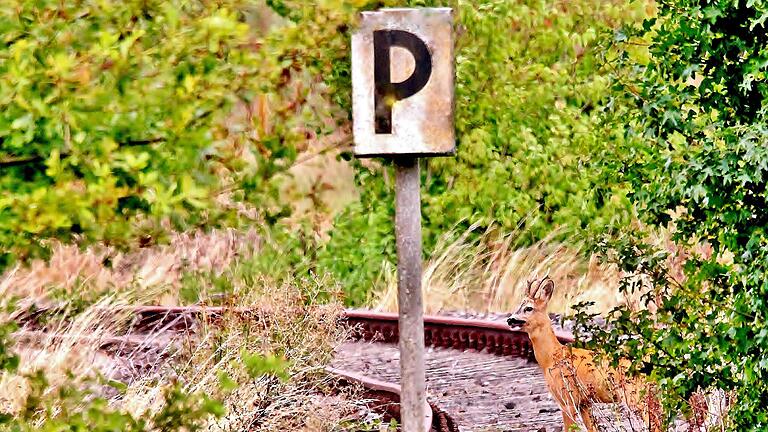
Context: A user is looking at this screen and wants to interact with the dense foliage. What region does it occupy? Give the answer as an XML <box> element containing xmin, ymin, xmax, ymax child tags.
<box><xmin>0</xmin><ymin>0</ymin><xmax>647</xmax><ymax>303</ymax></box>
<box><xmin>318</xmin><ymin>0</ymin><xmax>642</xmax><ymax>300</ymax></box>
<box><xmin>576</xmin><ymin>0</ymin><xmax>768</xmax><ymax>429</ymax></box>
<box><xmin>0</xmin><ymin>0</ymin><xmax>351</xmax><ymax>269</ymax></box>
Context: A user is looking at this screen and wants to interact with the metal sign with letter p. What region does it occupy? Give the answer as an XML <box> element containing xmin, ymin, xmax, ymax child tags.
<box><xmin>352</xmin><ymin>8</ymin><xmax>455</xmax><ymax>157</ymax></box>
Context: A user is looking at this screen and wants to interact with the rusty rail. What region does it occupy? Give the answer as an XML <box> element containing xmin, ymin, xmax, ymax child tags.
<box><xmin>342</xmin><ymin>310</ymin><xmax>573</xmax><ymax>359</ymax></box>
<box><xmin>326</xmin><ymin>367</ymin><xmax>449</xmax><ymax>432</ymax></box>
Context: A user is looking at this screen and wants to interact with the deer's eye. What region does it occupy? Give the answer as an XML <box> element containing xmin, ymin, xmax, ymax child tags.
<box><xmin>524</xmin><ymin>306</ymin><xmax>533</xmax><ymax>313</ymax></box>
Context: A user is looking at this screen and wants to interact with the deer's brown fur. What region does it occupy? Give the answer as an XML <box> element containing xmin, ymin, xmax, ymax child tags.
<box><xmin>507</xmin><ymin>277</ymin><xmax>660</xmax><ymax>432</ymax></box>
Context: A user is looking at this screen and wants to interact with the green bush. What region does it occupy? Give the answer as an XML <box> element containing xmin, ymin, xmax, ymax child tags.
<box><xmin>576</xmin><ymin>0</ymin><xmax>768</xmax><ymax>428</ymax></box>
<box><xmin>0</xmin><ymin>0</ymin><xmax>353</xmax><ymax>270</ymax></box>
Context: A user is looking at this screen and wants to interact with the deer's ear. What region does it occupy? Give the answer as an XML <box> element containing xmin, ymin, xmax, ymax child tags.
<box><xmin>534</xmin><ymin>278</ymin><xmax>554</xmax><ymax>302</ymax></box>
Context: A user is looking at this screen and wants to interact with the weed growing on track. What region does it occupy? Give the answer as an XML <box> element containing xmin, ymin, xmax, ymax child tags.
<box><xmin>167</xmin><ymin>267</ymin><xmax>367</xmax><ymax>431</ymax></box>
<box><xmin>0</xmin><ymin>234</ymin><xmax>383</xmax><ymax>431</ymax></box>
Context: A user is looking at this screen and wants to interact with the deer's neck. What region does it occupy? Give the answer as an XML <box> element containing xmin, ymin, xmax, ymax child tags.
<box><xmin>527</xmin><ymin>324</ymin><xmax>563</xmax><ymax>370</ymax></box>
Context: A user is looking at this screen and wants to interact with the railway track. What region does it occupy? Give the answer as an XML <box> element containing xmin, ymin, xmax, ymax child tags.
<box><xmin>13</xmin><ymin>306</ymin><xmax>576</xmax><ymax>432</ymax></box>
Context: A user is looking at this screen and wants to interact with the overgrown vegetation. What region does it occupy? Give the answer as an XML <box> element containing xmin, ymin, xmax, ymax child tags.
<box><xmin>574</xmin><ymin>0</ymin><xmax>768</xmax><ymax>429</ymax></box>
<box><xmin>0</xmin><ymin>298</ymin><xmax>227</xmax><ymax>431</ymax></box>
<box><xmin>6</xmin><ymin>0</ymin><xmax>768</xmax><ymax>429</ymax></box>
<box><xmin>0</xmin><ymin>238</ymin><xmax>379</xmax><ymax>431</ymax></box>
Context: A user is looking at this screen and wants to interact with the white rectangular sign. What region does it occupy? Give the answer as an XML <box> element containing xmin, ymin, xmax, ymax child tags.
<box><xmin>352</xmin><ymin>8</ymin><xmax>455</xmax><ymax>157</ymax></box>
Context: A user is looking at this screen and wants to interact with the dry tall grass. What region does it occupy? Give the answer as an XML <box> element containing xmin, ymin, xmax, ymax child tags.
<box><xmin>374</xmin><ymin>224</ymin><xmax>628</xmax><ymax>315</ymax></box>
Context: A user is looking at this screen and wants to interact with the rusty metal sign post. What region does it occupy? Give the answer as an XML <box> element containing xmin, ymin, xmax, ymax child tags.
<box><xmin>352</xmin><ymin>8</ymin><xmax>454</xmax><ymax>432</ymax></box>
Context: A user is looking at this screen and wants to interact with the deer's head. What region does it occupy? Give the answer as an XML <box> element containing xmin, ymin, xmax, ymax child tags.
<box><xmin>507</xmin><ymin>277</ymin><xmax>554</xmax><ymax>332</ymax></box>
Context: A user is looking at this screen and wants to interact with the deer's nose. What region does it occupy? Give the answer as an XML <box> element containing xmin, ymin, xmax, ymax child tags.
<box><xmin>507</xmin><ymin>316</ymin><xmax>526</xmax><ymax>327</ymax></box>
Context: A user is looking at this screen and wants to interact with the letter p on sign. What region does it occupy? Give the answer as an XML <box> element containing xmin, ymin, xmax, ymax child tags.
<box><xmin>352</xmin><ymin>8</ymin><xmax>455</xmax><ymax>157</ymax></box>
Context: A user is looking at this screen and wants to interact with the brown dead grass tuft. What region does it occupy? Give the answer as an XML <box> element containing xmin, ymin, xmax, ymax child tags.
<box><xmin>1</xmin><ymin>228</ymin><xmax>261</xmax><ymax>307</ymax></box>
<box><xmin>172</xmin><ymin>274</ymin><xmax>354</xmax><ymax>431</ymax></box>
<box><xmin>117</xmin><ymin>271</ymin><xmax>365</xmax><ymax>431</ymax></box>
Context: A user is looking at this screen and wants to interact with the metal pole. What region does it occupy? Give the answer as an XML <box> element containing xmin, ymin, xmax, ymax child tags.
<box><xmin>394</xmin><ymin>156</ymin><xmax>426</xmax><ymax>432</ymax></box>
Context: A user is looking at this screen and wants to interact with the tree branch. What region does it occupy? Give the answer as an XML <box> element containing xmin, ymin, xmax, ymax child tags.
<box><xmin>0</xmin><ymin>137</ymin><xmax>166</xmax><ymax>169</ymax></box>
<box><xmin>0</xmin><ymin>155</ymin><xmax>43</xmax><ymax>169</ymax></box>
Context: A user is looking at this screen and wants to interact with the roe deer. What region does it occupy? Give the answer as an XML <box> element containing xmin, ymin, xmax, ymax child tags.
<box><xmin>507</xmin><ymin>277</ymin><xmax>660</xmax><ymax>432</ymax></box>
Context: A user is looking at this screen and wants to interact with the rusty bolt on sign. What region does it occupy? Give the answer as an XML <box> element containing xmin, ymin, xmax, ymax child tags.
<box><xmin>352</xmin><ymin>8</ymin><xmax>455</xmax><ymax>432</ymax></box>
